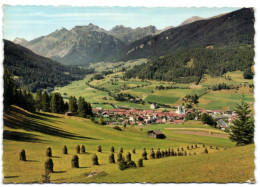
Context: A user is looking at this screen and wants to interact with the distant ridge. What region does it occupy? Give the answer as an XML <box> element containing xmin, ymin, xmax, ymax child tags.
<box><xmin>117</xmin><ymin>8</ymin><xmax>254</xmax><ymax>61</ymax></box>
<box><xmin>13</xmin><ymin>24</ymin><xmax>161</xmax><ymax>65</ymax></box>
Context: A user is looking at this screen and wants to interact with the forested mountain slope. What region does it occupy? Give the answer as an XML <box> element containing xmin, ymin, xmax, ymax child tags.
<box><xmin>4</xmin><ymin>40</ymin><xmax>94</xmax><ymax>92</ymax></box>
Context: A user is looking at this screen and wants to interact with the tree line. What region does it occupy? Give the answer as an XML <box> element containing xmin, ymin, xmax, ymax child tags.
<box><xmin>4</xmin><ymin>68</ymin><xmax>93</xmax><ymax>118</ymax></box>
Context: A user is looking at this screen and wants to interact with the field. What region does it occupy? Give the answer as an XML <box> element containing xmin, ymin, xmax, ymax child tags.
<box><xmin>53</xmin><ymin>63</ymin><xmax>253</xmax><ymax>111</ymax></box>
<box><xmin>3</xmin><ymin>106</ymin><xmax>255</xmax><ymax>183</ymax></box>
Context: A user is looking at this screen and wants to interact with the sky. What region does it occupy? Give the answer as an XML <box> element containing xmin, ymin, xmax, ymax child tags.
<box><xmin>3</xmin><ymin>5</ymin><xmax>240</xmax><ymax>41</ymax></box>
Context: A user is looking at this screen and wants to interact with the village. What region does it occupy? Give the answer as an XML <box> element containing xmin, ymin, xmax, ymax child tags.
<box><xmin>91</xmin><ymin>104</ymin><xmax>237</xmax><ymax>131</ymax></box>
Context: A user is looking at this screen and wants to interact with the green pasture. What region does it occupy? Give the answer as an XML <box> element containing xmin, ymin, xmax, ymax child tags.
<box><xmin>3</xmin><ymin>106</ymin><xmax>254</xmax><ymax>183</ymax></box>
<box><xmin>198</xmin><ymin>91</ymin><xmax>254</xmax><ymax>110</ymax></box>
<box><xmin>200</xmin><ymin>71</ymin><xmax>253</xmax><ymax>87</ymax></box>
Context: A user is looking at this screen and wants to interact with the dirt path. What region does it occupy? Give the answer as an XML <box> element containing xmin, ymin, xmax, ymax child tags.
<box><xmin>165</xmin><ymin>128</ymin><xmax>225</xmax><ymax>133</ymax></box>
<box><xmin>171</xmin><ymin>130</ymin><xmax>229</xmax><ymax>138</ymax></box>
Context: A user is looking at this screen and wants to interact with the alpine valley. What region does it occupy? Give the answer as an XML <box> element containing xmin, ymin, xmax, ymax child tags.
<box><xmin>3</xmin><ymin>7</ymin><xmax>255</xmax><ymax>184</ymax></box>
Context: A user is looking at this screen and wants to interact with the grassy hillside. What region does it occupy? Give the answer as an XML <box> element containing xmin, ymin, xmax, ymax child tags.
<box><xmin>3</xmin><ymin>106</ymin><xmax>254</xmax><ymax>183</ymax></box>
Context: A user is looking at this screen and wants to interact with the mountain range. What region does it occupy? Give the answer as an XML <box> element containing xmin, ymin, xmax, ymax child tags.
<box><xmin>13</xmin><ymin>8</ymin><xmax>254</xmax><ymax>66</ymax></box>
<box><xmin>13</xmin><ymin>24</ymin><xmax>161</xmax><ymax>65</ymax></box>
<box><xmin>8</xmin><ymin>7</ymin><xmax>255</xmax><ymax>87</ymax></box>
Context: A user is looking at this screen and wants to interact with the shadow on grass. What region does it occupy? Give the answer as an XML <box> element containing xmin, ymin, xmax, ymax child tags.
<box><xmin>51</xmin><ymin>156</ymin><xmax>62</xmax><ymax>158</ymax></box>
<box><xmin>3</xmin><ymin>130</ymin><xmax>47</xmax><ymax>143</ymax></box>
<box><xmin>26</xmin><ymin>160</ymin><xmax>39</xmax><ymax>162</ymax></box>
<box><xmin>4</xmin><ymin>111</ymin><xmax>99</xmax><ymax>141</ymax></box>
<box><xmin>4</xmin><ymin>176</ymin><xmax>19</xmax><ymax>179</ymax></box>
<box><xmin>53</xmin><ymin>171</ymin><xmax>66</xmax><ymax>174</ymax></box>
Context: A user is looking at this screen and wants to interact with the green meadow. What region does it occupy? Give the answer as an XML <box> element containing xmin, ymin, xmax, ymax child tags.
<box><xmin>53</xmin><ymin>67</ymin><xmax>253</xmax><ymax>111</ymax></box>
<box><xmin>3</xmin><ymin>106</ymin><xmax>254</xmax><ymax>183</ymax></box>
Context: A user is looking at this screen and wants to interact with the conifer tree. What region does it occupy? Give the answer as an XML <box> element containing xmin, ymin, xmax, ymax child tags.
<box><xmin>50</xmin><ymin>93</ymin><xmax>60</xmax><ymax>113</ymax></box>
<box><xmin>77</xmin><ymin>96</ymin><xmax>87</xmax><ymax>118</ymax></box>
<box><xmin>35</xmin><ymin>90</ymin><xmax>43</xmax><ymax>110</ymax></box>
<box><xmin>42</xmin><ymin>90</ymin><xmax>50</xmax><ymax>112</ymax></box>
<box><xmin>229</xmin><ymin>96</ymin><xmax>254</xmax><ymax>145</ymax></box>
<box><xmin>69</xmin><ymin>96</ymin><xmax>77</xmax><ymax>113</ymax></box>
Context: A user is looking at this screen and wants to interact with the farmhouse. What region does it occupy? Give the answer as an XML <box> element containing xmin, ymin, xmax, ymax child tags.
<box><xmin>148</xmin><ymin>130</ymin><xmax>166</xmax><ymax>139</ymax></box>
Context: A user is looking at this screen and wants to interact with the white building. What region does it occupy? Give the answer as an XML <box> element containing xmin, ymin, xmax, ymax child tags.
<box><xmin>176</xmin><ymin>106</ymin><xmax>186</xmax><ymax>115</ymax></box>
<box><xmin>150</xmin><ymin>103</ymin><xmax>159</xmax><ymax>109</ymax></box>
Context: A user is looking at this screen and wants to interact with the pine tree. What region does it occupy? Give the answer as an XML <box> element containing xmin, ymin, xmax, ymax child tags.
<box><xmin>69</xmin><ymin>96</ymin><xmax>77</xmax><ymax>113</ymax></box>
<box><xmin>42</xmin><ymin>91</ymin><xmax>50</xmax><ymax>112</ymax></box>
<box><xmin>57</xmin><ymin>94</ymin><xmax>65</xmax><ymax>113</ymax></box>
<box><xmin>4</xmin><ymin>68</ymin><xmax>17</xmax><ymax>110</ymax></box>
<box><xmin>77</xmin><ymin>96</ymin><xmax>87</xmax><ymax>118</ymax></box>
<box><xmin>229</xmin><ymin>96</ymin><xmax>254</xmax><ymax>145</ymax></box>
<box><xmin>35</xmin><ymin>90</ymin><xmax>43</xmax><ymax>111</ymax></box>
<box><xmin>50</xmin><ymin>93</ymin><xmax>59</xmax><ymax>113</ymax></box>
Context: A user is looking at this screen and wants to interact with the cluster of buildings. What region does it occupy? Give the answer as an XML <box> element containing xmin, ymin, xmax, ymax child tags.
<box><xmin>92</xmin><ymin>105</ymin><xmax>237</xmax><ymax>129</ymax></box>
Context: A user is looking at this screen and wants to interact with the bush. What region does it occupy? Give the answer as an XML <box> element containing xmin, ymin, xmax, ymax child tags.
<box><xmin>204</xmin><ymin>148</ymin><xmax>208</xmax><ymax>154</ymax></box>
<box><xmin>243</xmin><ymin>67</ymin><xmax>254</xmax><ymax>79</ymax></box>
<box><xmin>76</xmin><ymin>145</ymin><xmax>80</xmax><ymax>154</ymax></box>
<box><xmin>113</xmin><ymin>126</ymin><xmax>122</xmax><ymax>131</ymax></box>
<box><xmin>201</xmin><ymin>113</ymin><xmax>217</xmax><ymax>127</ymax></box>
<box><xmin>142</xmin><ymin>150</ymin><xmax>148</xmax><ymax>160</ymax></box>
<box><xmin>71</xmin><ymin>155</ymin><xmax>79</xmax><ymax>168</ymax></box>
<box><xmin>132</xmin><ymin>148</ymin><xmax>136</xmax><ymax>154</ymax></box>
<box><xmin>117</xmin><ymin>152</ymin><xmax>123</xmax><ymax>162</ymax></box>
<box><xmin>45</xmin><ymin>158</ymin><xmax>54</xmax><ymax>174</ymax></box>
<box><xmin>119</xmin><ymin>147</ymin><xmax>123</xmax><ymax>153</ymax></box>
<box><xmin>126</xmin><ymin>152</ymin><xmax>131</xmax><ymax>162</ymax></box>
<box><xmin>97</xmin><ymin>145</ymin><xmax>102</xmax><ymax>152</ymax></box>
<box><xmin>81</xmin><ymin>145</ymin><xmax>85</xmax><ymax>153</ymax></box>
<box><xmin>111</xmin><ymin>146</ymin><xmax>115</xmax><ymax>153</ymax></box>
<box><xmin>19</xmin><ymin>149</ymin><xmax>26</xmax><ymax>161</ymax></box>
<box><xmin>46</xmin><ymin>147</ymin><xmax>52</xmax><ymax>157</ymax></box>
<box><xmin>109</xmin><ymin>153</ymin><xmax>115</xmax><ymax>163</ymax></box>
<box><xmin>138</xmin><ymin>159</ymin><xmax>143</xmax><ymax>167</ymax></box>
<box><xmin>92</xmin><ymin>154</ymin><xmax>99</xmax><ymax>165</ymax></box>
<box><xmin>150</xmin><ymin>150</ymin><xmax>155</xmax><ymax>159</ymax></box>
<box><xmin>63</xmin><ymin>145</ymin><xmax>68</xmax><ymax>154</ymax></box>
